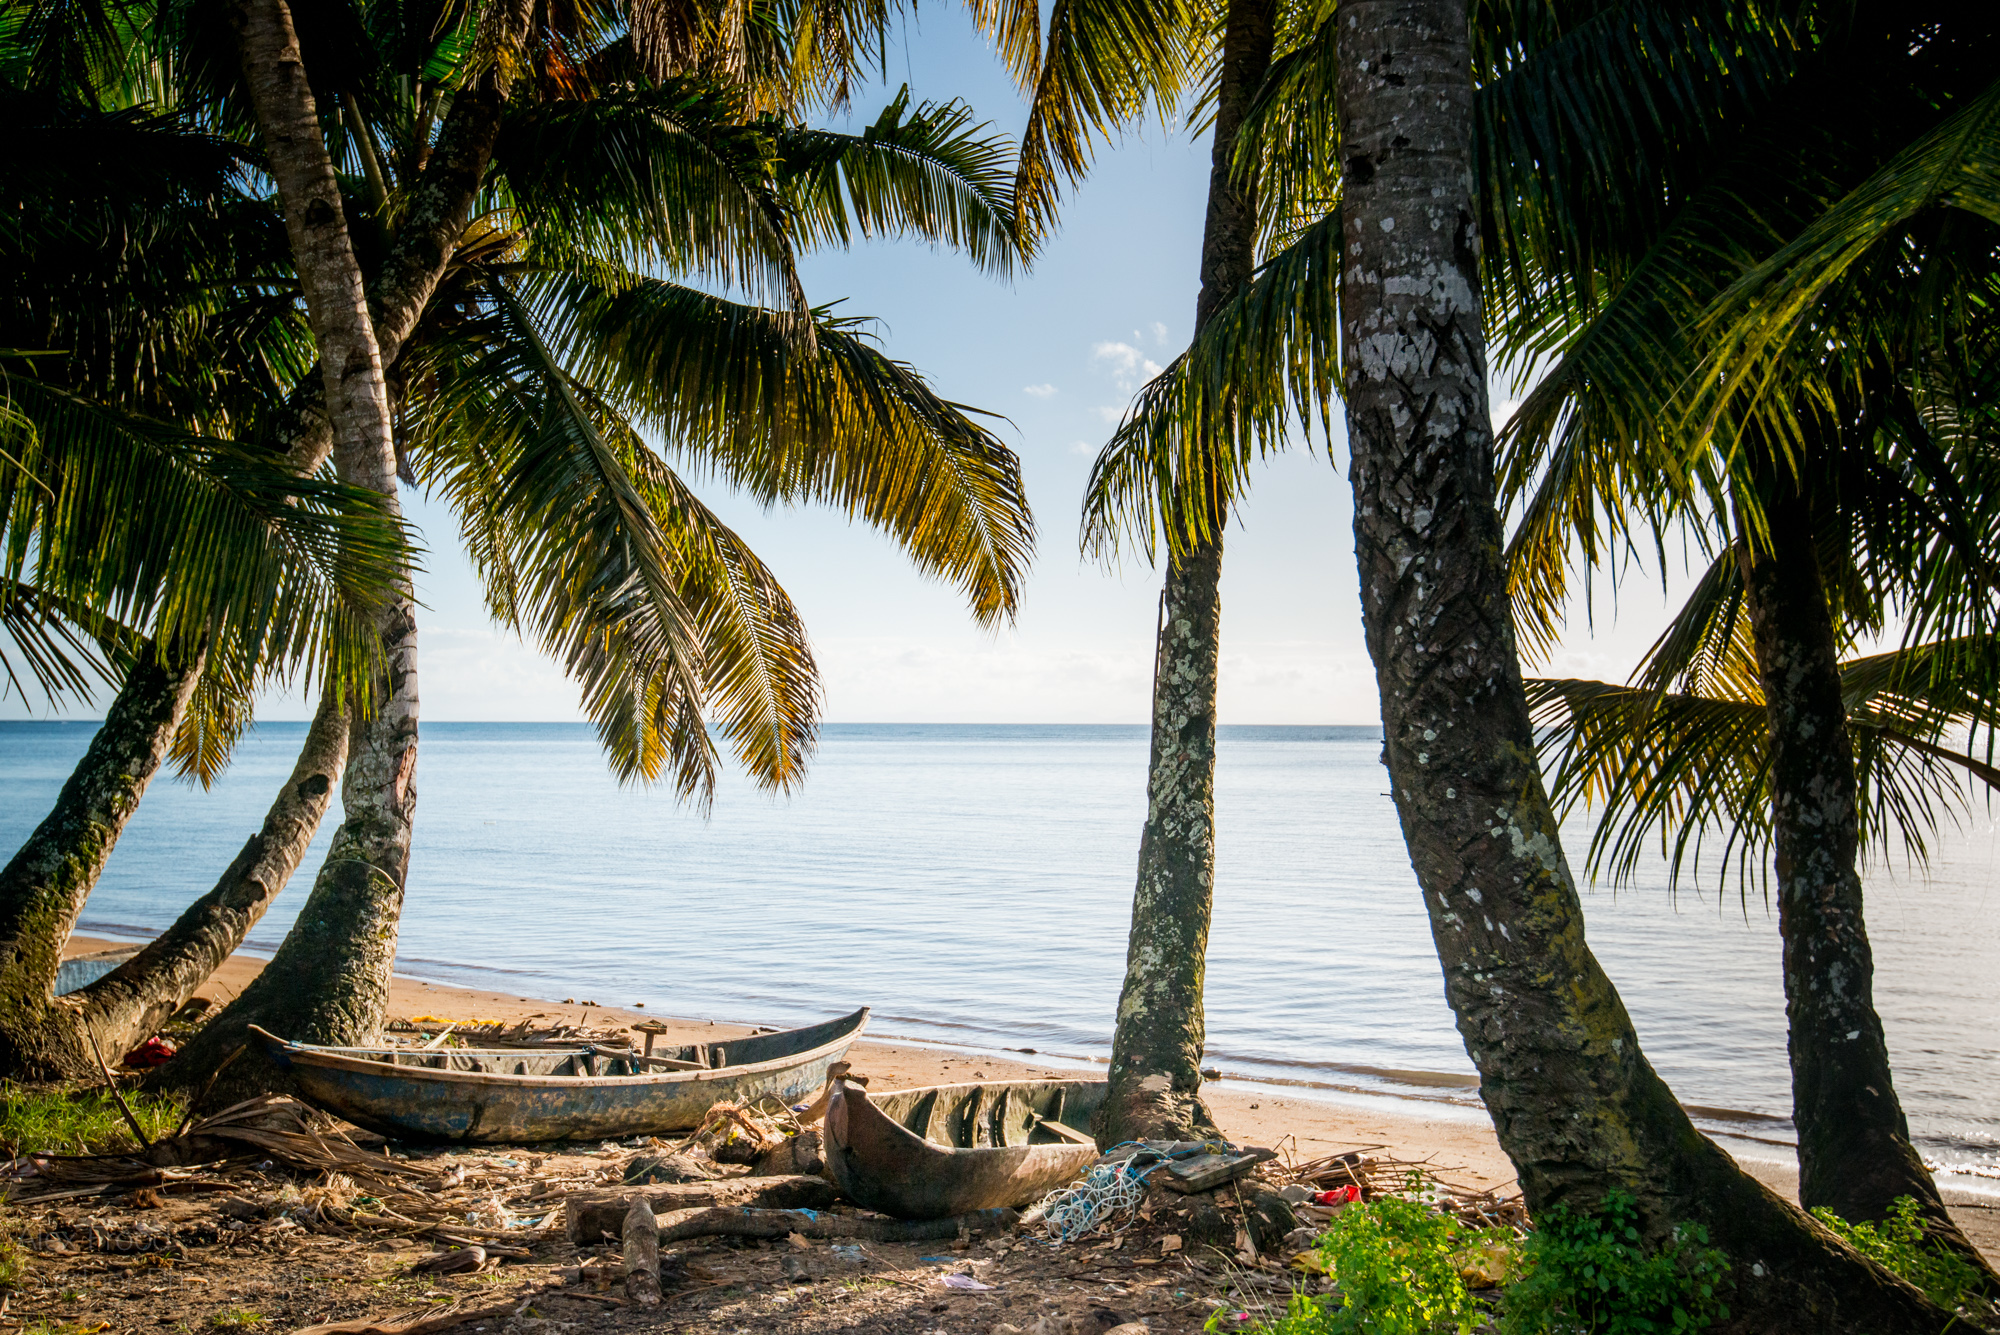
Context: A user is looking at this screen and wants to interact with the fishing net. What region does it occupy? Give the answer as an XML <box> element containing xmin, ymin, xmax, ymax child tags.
<box><xmin>1035</xmin><ymin>1159</ymin><xmax>1149</xmax><ymax>1243</ymax></box>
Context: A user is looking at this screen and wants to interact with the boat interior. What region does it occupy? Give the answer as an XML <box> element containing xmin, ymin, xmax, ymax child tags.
<box><xmin>863</xmin><ymin>1079</ymin><xmax>1108</xmax><ymax>1148</ymax></box>
<box><xmin>288</xmin><ymin>1008</ymin><xmax>871</xmax><ymax>1078</ymax></box>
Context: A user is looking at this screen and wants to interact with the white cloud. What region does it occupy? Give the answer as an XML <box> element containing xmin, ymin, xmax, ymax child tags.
<box><xmin>1091</xmin><ymin>341</ymin><xmax>1165</xmax><ymax>394</ymax></box>
<box><xmin>1490</xmin><ymin>397</ymin><xmax>1523</xmax><ymax>433</ymax></box>
<box><xmin>1022</xmin><ymin>383</ymin><xmax>1058</xmax><ymax>398</ymax></box>
<box><xmin>1071</xmin><ymin>440</ymin><xmax>1101</xmax><ymax>457</ymax></box>
<box><xmin>1150</xmin><ymin>321</ymin><xmax>1170</xmax><ymax>345</ymax></box>
<box><xmin>1094</xmin><ymin>405</ymin><xmax>1126</xmax><ymax>425</ymax></box>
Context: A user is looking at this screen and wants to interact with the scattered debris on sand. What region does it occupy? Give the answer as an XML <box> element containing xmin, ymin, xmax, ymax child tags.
<box><xmin>0</xmin><ymin>1074</ymin><xmax>1528</xmax><ymax>1335</ymax></box>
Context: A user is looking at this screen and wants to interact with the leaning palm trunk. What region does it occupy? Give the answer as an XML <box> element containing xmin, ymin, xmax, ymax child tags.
<box><xmin>1740</xmin><ymin>483</ymin><xmax>1991</xmax><ymax>1277</ymax></box>
<box><xmin>200</xmin><ymin>0</ymin><xmax>416</xmax><ymax>1068</ymax></box>
<box><xmin>0</xmin><ymin>651</ymin><xmax>204</xmax><ymax>1079</ymax></box>
<box><xmin>1336</xmin><ymin>0</ymin><xmax>1949</xmax><ymax>1328</ymax></box>
<box><xmin>71</xmin><ymin>692</ymin><xmax>348</xmax><ymax>1068</ymax></box>
<box><xmin>162</xmin><ymin>0</ymin><xmax>532</xmax><ymax>1102</ymax></box>
<box><xmin>1097</xmin><ymin>0</ymin><xmax>1276</xmax><ymax>1147</ymax></box>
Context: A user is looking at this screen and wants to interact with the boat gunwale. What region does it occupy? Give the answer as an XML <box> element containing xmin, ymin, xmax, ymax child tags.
<box><xmin>252</xmin><ymin>1008</ymin><xmax>870</xmax><ymax>1093</ymax></box>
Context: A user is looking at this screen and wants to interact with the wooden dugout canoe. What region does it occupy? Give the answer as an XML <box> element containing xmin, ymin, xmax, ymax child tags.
<box><xmin>822</xmin><ymin>1074</ymin><xmax>1106</xmax><ymax>1220</ymax></box>
<box><xmin>249</xmin><ymin>1008</ymin><xmax>868</xmax><ymax>1144</ymax></box>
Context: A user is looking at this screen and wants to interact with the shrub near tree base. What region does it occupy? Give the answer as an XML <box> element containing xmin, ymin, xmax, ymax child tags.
<box><xmin>1234</xmin><ymin>1177</ymin><xmax>1515</xmax><ymax>1335</ymax></box>
<box><xmin>1499</xmin><ymin>1192</ymin><xmax>1729</xmax><ymax>1335</ymax></box>
<box><xmin>1811</xmin><ymin>1197</ymin><xmax>1994</xmax><ymax>1319</ymax></box>
<box><xmin>1235</xmin><ymin>1183</ymin><xmax>1730</xmax><ymax>1335</ymax></box>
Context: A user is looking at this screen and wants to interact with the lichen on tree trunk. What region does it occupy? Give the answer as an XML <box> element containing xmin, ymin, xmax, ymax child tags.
<box><xmin>0</xmin><ymin>651</ymin><xmax>204</xmax><ymax>1080</ymax></box>
<box><xmin>1335</xmin><ymin>0</ymin><xmax>1952</xmax><ymax>1328</ymax></box>
<box><xmin>1101</xmin><ymin>541</ymin><xmax>1226</xmax><ymax>1144</ymax></box>
<box><xmin>1096</xmin><ymin>0</ymin><xmax>1276</xmax><ymax>1148</ymax></box>
<box><xmin>1739</xmin><ymin>484</ymin><xmax>1990</xmax><ymax>1279</ymax></box>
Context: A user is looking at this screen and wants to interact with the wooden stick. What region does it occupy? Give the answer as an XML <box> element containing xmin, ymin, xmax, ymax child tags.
<box><xmin>647</xmin><ymin>1204</ymin><xmax>1020</xmax><ymax>1248</ymax></box>
<box><xmin>623</xmin><ymin>1198</ymin><xmax>661</xmax><ymax>1307</ymax></box>
<box><xmin>83</xmin><ymin>1024</ymin><xmax>152</xmax><ymax>1149</ymax></box>
<box><xmin>420</xmin><ymin>1026</ymin><xmax>456</xmax><ymax>1051</ymax></box>
<box><xmin>290</xmin><ymin>1296</ymin><xmax>521</xmax><ymax>1335</ymax></box>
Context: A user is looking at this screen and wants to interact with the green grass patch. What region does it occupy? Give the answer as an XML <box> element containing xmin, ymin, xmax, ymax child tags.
<box><xmin>0</xmin><ymin>1082</ymin><xmax>185</xmax><ymax>1156</ymax></box>
<box><xmin>1228</xmin><ymin>1174</ymin><xmax>1518</xmax><ymax>1335</ymax></box>
<box><xmin>1812</xmin><ymin>1196</ymin><xmax>1992</xmax><ymax>1317</ymax></box>
<box><xmin>208</xmin><ymin>1308</ymin><xmax>265</xmax><ymax>1329</ymax></box>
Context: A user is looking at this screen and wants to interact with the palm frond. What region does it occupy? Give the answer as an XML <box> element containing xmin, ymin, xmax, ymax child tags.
<box><xmin>540</xmin><ymin>271</ymin><xmax>1035</xmax><ymax>625</ymax></box>
<box><xmin>408</xmin><ymin>277</ymin><xmax>823</xmax><ymax>796</ymax></box>
<box><xmin>0</xmin><ymin>576</ymin><xmax>131</xmax><ymax>704</ymax></box>
<box><xmin>495</xmin><ymin>83</ymin><xmax>809</xmax><ymax>312</ymax></box>
<box><xmin>778</xmin><ymin>86</ymin><xmax>1027</xmax><ymax>271</ymax></box>
<box><xmin>1015</xmin><ymin>0</ymin><xmax>1199</xmax><ymax>238</ymax></box>
<box><xmin>170</xmin><ymin>650</ymin><xmax>253</xmax><ymax>787</ymax></box>
<box><xmin>1080</xmin><ymin>207</ymin><xmax>1340</xmax><ymax>565</ymax></box>
<box><xmin>1699</xmin><ymin>77</ymin><xmax>2000</xmax><ymax>432</ymax></box>
<box><xmin>0</xmin><ymin>370</ymin><xmax>406</xmax><ymax>701</ymax></box>
<box><xmin>1529</xmin><ymin>634</ymin><xmax>2000</xmax><ymax>897</ymax></box>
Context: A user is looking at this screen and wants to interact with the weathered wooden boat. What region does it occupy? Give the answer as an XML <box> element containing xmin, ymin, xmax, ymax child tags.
<box><xmin>249</xmin><ymin>1008</ymin><xmax>868</xmax><ymax>1144</ymax></box>
<box><xmin>822</xmin><ymin>1073</ymin><xmax>1106</xmax><ymax>1220</ymax></box>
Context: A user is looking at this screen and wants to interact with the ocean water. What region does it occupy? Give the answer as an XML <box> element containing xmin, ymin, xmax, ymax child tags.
<box><xmin>4</xmin><ymin>720</ymin><xmax>1995</xmax><ymax>1177</ymax></box>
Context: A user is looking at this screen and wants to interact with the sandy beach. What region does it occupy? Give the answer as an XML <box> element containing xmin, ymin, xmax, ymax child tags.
<box><xmin>64</xmin><ymin>934</ymin><xmax>2000</xmax><ymax>1263</ymax></box>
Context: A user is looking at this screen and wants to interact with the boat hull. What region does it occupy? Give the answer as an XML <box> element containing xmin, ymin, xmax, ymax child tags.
<box><xmin>253</xmin><ymin>1009</ymin><xmax>868</xmax><ymax>1144</ymax></box>
<box><xmin>823</xmin><ymin>1076</ymin><xmax>1106</xmax><ymax>1220</ymax></box>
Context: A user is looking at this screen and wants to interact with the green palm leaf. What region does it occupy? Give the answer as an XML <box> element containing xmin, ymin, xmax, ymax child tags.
<box><xmin>0</xmin><ymin>370</ymin><xmax>406</xmax><ymax>698</ymax></box>
<box><xmin>778</xmin><ymin>86</ymin><xmax>1027</xmax><ymax>271</ymax></box>
<box><xmin>1700</xmin><ymin>77</ymin><xmax>2000</xmax><ymax>431</ymax></box>
<box><xmin>408</xmin><ymin>279</ymin><xmax>821</xmax><ymax>797</ymax></box>
<box><xmin>495</xmin><ymin>83</ymin><xmax>810</xmax><ymax>312</ymax></box>
<box><xmin>541</xmin><ymin>271</ymin><xmax>1035</xmax><ymax>625</ymax></box>
<box><xmin>1014</xmin><ymin>0</ymin><xmax>1200</xmax><ymax>238</ymax></box>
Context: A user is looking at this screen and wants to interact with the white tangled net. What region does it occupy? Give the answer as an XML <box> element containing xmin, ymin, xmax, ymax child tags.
<box><xmin>1035</xmin><ymin>1159</ymin><xmax>1149</xmax><ymax>1243</ymax></box>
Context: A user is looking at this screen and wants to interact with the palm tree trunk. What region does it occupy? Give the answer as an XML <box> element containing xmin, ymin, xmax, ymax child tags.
<box><xmin>220</xmin><ymin>0</ymin><xmax>417</xmax><ymax>1061</ymax></box>
<box><xmin>0</xmin><ymin>650</ymin><xmax>204</xmax><ymax>1079</ymax></box>
<box><xmin>1102</xmin><ymin>543</ymin><xmax>1226</xmax><ymax>1142</ymax></box>
<box><xmin>1739</xmin><ymin>485</ymin><xmax>1990</xmax><ymax>1276</ymax></box>
<box><xmin>157</xmin><ymin>0</ymin><xmax>534</xmax><ymax>1103</ymax></box>
<box><xmin>1097</xmin><ymin>0</ymin><xmax>1275</xmax><ymax>1146</ymax></box>
<box><xmin>1336</xmin><ymin>1</ymin><xmax>1949</xmax><ymax>1328</ymax></box>
<box><xmin>69</xmin><ymin>692</ymin><xmax>347</xmax><ymax>1064</ymax></box>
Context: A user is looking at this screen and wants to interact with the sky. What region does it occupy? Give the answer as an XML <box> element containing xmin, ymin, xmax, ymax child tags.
<box><xmin>5</xmin><ymin>9</ymin><xmax>1698</xmax><ymax>728</ymax></box>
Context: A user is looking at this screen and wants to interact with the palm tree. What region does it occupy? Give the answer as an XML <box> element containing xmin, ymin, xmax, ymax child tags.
<box><xmin>0</xmin><ymin>71</ymin><xmax>407</xmax><ymax>1078</ymax></box>
<box><xmin>121</xmin><ymin>0</ymin><xmax>1042</xmax><ymax>1092</ymax></box>
<box><xmin>1490</xmin><ymin>13</ymin><xmax>2000</xmax><ymax>1253</ymax></box>
<box><xmin>1</xmin><ymin>0</ymin><xmax>1038</xmax><ymax>1084</ymax></box>
<box><xmin>1330</xmin><ymin>1</ymin><xmax>1967</xmax><ymax>1325</ymax></box>
<box><xmin>998</xmin><ymin>0</ymin><xmax>1298</xmax><ymax>1143</ymax></box>
<box><xmin>1081</xmin><ymin>0</ymin><xmax>1979</xmax><ymax>1321</ymax></box>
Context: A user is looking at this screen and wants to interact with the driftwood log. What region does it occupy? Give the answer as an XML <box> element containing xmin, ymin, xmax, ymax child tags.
<box><xmin>623</xmin><ymin>1198</ymin><xmax>660</xmax><ymax>1306</ymax></box>
<box><xmin>564</xmin><ymin>1174</ymin><xmax>837</xmax><ymax>1242</ymax></box>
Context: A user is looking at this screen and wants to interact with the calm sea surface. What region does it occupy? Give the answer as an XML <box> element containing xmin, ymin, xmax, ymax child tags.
<box><xmin>4</xmin><ymin>721</ymin><xmax>1995</xmax><ymax>1177</ymax></box>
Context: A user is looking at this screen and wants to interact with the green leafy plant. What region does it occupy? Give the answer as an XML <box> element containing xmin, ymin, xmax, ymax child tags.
<box><xmin>1498</xmin><ymin>1190</ymin><xmax>1729</xmax><ymax>1334</ymax></box>
<box><xmin>1233</xmin><ymin>1174</ymin><xmax>1516</xmax><ymax>1335</ymax></box>
<box><xmin>0</xmin><ymin>1207</ymin><xmax>25</xmax><ymax>1290</ymax></box>
<box><xmin>208</xmin><ymin>1308</ymin><xmax>266</xmax><ymax>1329</ymax></box>
<box><xmin>1811</xmin><ymin>1196</ymin><xmax>1990</xmax><ymax>1315</ymax></box>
